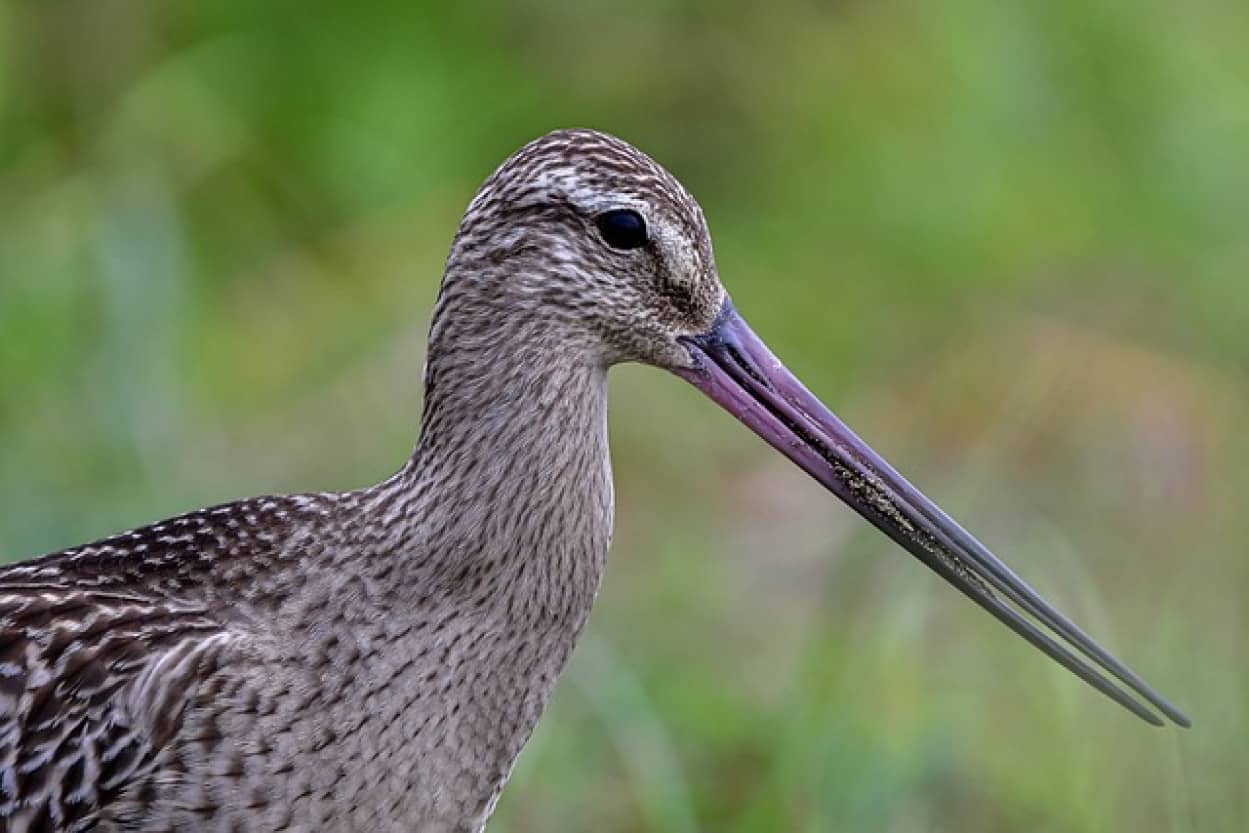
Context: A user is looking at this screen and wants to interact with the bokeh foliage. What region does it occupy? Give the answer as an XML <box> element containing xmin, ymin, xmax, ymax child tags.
<box><xmin>2</xmin><ymin>1</ymin><xmax>1246</xmax><ymax>830</ymax></box>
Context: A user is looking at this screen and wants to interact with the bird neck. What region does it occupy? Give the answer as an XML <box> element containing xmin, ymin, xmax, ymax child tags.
<box><xmin>375</xmin><ymin>320</ymin><xmax>615</xmax><ymax>630</ymax></box>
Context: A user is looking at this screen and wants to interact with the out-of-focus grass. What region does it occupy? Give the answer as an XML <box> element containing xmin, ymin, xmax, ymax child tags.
<box><xmin>2</xmin><ymin>1</ymin><xmax>1246</xmax><ymax>831</ymax></box>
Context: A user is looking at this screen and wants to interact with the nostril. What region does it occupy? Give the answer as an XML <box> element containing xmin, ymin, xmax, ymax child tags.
<box><xmin>725</xmin><ymin>344</ymin><xmax>773</xmax><ymax>391</ymax></box>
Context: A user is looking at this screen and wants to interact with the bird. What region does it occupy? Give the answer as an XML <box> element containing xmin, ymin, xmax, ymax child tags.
<box><xmin>0</xmin><ymin>128</ymin><xmax>1188</xmax><ymax>833</ymax></box>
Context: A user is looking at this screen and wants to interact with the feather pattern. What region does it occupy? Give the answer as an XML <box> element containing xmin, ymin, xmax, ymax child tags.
<box><xmin>0</xmin><ymin>128</ymin><xmax>725</xmax><ymax>833</ymax></box>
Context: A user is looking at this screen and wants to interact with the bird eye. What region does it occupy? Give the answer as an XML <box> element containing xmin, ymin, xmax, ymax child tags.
<box><xmin>595</xmin><ymin>209</ymin><xmax>648</xmax><ymax>250</ymax></box>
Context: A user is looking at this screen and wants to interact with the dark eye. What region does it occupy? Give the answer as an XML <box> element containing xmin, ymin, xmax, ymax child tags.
<box><xmin>595</xmin><ymin>209</ymin><xmax>648</xmax><ymax>250</ymax></box>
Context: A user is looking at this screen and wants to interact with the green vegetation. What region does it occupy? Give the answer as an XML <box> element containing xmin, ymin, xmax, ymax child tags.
<box><xmin>2</xmin><ymin>1</ymin><xmax>1245</xmax><ymax>830</ymax></box>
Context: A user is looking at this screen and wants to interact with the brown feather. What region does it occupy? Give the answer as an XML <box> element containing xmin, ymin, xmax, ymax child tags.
<box><xmin>0</xmin><ymin>129</ymin><xmax>725</xmax><ymax>832</ymax></box>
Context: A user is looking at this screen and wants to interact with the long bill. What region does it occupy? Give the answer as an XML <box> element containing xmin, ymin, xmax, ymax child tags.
<box><xmin>674</xmin><ymin>300</ymin><xmax>1189</xmax><ymax>728</ymax></box>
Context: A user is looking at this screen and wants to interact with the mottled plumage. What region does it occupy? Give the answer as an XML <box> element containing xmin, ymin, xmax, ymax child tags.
<box><xmin>0</xmin><ymin>127</ymin><xmax>1189</xmax><ymax>833</ymax></box>
<box><xmin>1</xmin><ymin>130</ymin><xmax>722</xmax><ymax>832</ymax></box>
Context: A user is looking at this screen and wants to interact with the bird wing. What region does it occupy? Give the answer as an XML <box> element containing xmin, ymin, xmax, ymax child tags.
<box><xmin>0</xmin><ymin>579</ymin><xmax>237</xmax><ymax>831</ymax></box>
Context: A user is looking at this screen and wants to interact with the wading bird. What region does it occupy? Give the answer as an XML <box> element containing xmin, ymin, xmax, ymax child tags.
<box><xmin>0</xmin><ymin>130</ymin><xmax>1188</xmax><ymax>833</ymax></box>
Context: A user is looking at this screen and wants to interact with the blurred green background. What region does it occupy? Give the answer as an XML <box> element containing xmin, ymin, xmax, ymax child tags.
<box><xmin>1</xmin><ymin>1</ymin><xmax>1245</xmax><ymax>830</ymax></box>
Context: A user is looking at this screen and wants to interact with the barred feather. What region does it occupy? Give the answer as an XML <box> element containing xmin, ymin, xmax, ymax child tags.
<box><xmin>0</xmin><ymin>129</ymin><xmax>724</xmax><ymax>832</ymax></box>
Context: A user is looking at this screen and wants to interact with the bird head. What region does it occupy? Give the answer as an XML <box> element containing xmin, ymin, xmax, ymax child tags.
<box><xmin>436</xmin><ymin>128</ymin><xmax>725</xmax><ymax>370</ymax></box>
